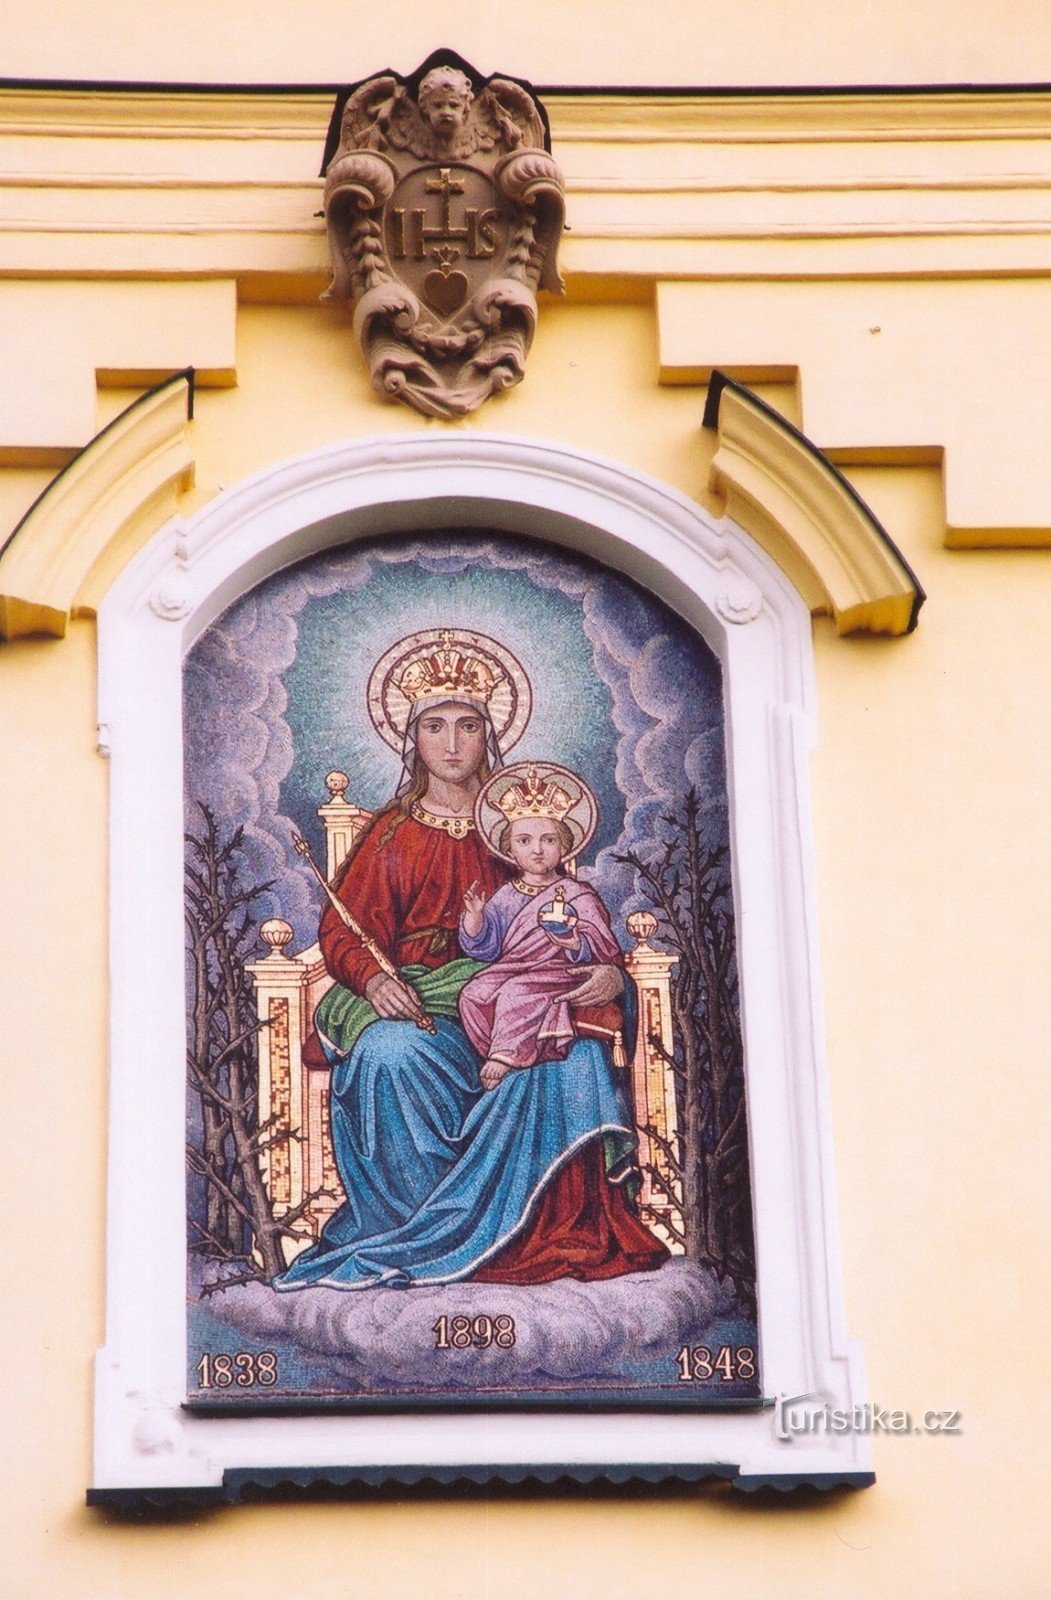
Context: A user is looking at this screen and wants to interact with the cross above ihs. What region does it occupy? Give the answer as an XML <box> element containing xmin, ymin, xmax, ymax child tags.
<box><xmin>389</xmin><ymin>167</ymin><xmax>499</xmax><ymax>266</ymax></box>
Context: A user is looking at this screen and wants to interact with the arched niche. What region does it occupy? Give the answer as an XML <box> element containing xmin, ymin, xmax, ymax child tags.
<box><xmin>93</xmin><ymin>433</ymin><xmax>871</xmax><ymax>1502</ymax></box>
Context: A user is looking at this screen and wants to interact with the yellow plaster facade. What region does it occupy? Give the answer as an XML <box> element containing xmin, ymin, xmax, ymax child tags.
<box><xmin>1</xmin><ymin>7</ymin><xmax>1049</xmax><ymax>1597</ymax></box>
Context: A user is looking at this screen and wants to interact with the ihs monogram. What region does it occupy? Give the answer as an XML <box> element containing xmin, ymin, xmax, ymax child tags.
<box><xmin>387</xmin><ymin>168</ymin><xmax>500</xmax><ymax>268</ymax></box>
<box><xmin>322</xmin><ymin>57</ymin><xmax>565</xmax><ymax>419</ymax></box>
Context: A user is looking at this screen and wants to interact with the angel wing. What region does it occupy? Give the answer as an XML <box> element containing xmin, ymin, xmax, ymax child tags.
<box><xmin>338</xmin><ymin>77</ymin><xmax>401</xmax><ymax>153</ymax></box>
<box><xmin>468</xmin><ymin>79</ymin><xmax>546</xmax><ymax>155</ymax></box>
<box><xmin>338</xmin><ymin>76</ymin><xmax>432</xmax><ymax>157</ymax></box>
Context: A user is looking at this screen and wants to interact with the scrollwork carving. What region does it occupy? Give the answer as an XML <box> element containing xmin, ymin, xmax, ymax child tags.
<box><xmin>323</xmin><ymin>57</ymin><xmax>565</xmax><ymax>419</ymax></box>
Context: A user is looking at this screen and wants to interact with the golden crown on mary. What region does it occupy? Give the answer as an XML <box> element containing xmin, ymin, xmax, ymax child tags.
<box><xmin>397</xmin><ymin>629</ymin><xmax>504</xmax><ymax>703</ymax></box>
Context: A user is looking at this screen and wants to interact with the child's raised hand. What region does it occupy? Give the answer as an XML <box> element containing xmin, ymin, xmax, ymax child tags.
<box><xmin>461</xmin><ymin>879</ymin><xmax>486</xmax><ymax>937</ymax></box>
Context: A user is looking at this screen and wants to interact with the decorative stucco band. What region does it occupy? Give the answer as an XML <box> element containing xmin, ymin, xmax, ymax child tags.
<box><xmin>704</xmin><ymin>371</ymin><xmax>924</xmax><ymax>636</ymax></box>
<box><xmin>0</xmin><ymin>371</ymin><xmax>195</xmax><ymax>640</ymax></box>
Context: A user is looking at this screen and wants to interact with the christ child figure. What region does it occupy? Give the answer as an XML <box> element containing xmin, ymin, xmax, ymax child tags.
<box><xmin>458</xmin><ymin>763</ymin><xmax>622</xmax><ymax>1091</ymax></box>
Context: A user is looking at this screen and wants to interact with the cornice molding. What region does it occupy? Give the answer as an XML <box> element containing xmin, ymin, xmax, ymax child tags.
<box><xmin>0</xmin><ymin>372</ymin><xmax>194</xmax><ymax>640</ymax></box>
<box><xmin>0</xmin><ymin>89</ymin><xmax>328</xmax><ymax>140</ymax></box>
<box><xmin>2</xmin><ymin>85</ymin><xmax>1051</xmax><ymax>142</ymax></box>
<box><xmin>703</xmin><ymin>372</ymin><xmax>924</xmax><ymax>636</ymax></box>
<box><xmin>0</xmin><ymin>366</ymin><xmax>928</xmax><ymax>644</ymax></box>
<box><xmin>552</xmin><ymin>91</ymin><xmax>1051</xmax><ymax>144</ymax></box>
<box><xmin>2</xmin><ymin>85</ymin><xmax>1050</xmax><ymax>287</ymax></box>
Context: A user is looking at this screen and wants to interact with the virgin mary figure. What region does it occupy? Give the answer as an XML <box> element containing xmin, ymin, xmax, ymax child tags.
<box><xmin>274</xmin><ymin>627</ymin><xmax>667</xmax><ymax>1290</ymax></box>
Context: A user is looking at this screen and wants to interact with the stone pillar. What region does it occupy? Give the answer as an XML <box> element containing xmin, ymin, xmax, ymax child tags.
<box><xmin>303</xmin><ymin>1052</ymin><xmax>342</xmax><ymax>1242</ymax></box>
<box><xmin>317</xmin><ymin>770</ymin><xmax>372</xmax><ymax>881</ymax></box>
<box><xmin>623</xmin><ymin>910</ymin><xmax>684</xmax><ymax>1253</ymax></box>
<box><xmin>245</xmin><ymin>918</ymin><xmax>308</xmax><ymax>1254</ymax></box>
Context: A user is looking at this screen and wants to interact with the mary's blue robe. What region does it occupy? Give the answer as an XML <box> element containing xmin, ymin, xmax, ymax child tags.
<box><xmin>274</xmin><ymin>996</ymin><xmax>637</xmax><ymax>1291</ymax></box>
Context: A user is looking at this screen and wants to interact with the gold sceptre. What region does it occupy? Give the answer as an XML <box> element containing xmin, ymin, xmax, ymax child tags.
<box><xmin>291</xmin><ymin>831</ymin><xmax>436</xmax><ymax>1033</ymax></box>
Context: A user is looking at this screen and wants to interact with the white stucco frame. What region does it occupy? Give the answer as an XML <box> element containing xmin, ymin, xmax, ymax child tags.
<box><xmin>93</xmin><ymin>431</ymin><xmax>870</xmax><ymax>1501</ymax></box>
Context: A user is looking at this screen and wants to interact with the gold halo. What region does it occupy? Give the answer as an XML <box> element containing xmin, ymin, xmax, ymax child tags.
<box><xmin>366</xmin><ymin>628</ymin><xmax>532</xmax><ymax>754</ymax></box>
<box><xmin>474</xmin><ymin>761</ymin><xmax>599</xmax><ymax>866</ymax></box>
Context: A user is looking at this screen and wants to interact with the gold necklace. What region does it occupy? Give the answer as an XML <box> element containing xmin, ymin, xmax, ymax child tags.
<box><xmin>411</xmin><ymin>801</ymin><xmax>475</xmax><ymax>838</ymax></box>
<box><xmin>512</xmin><ymin>878</ymin><xmax>558</xmax><ymax>896</ymax></box>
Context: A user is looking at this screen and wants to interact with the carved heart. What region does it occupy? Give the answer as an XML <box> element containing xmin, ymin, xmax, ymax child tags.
<box><xmin>422</xmin><ymin>269</ymin><xmax>469</xmax><ymax>317</ymax></box>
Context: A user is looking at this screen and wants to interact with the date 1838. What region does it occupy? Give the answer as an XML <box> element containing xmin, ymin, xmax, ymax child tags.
<box><xmin>195</xmin><ymin>1350</ymin><xmax>279</xmax><ymax>1389</ymax></box>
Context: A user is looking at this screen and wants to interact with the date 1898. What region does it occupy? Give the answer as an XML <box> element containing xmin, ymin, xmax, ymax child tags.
<box><xmin>433</xmin><ymin>1314</ymin><xmax>516</xmax><ymax>1350</ymax></box>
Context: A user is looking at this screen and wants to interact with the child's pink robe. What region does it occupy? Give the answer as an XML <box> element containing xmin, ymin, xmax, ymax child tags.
<box><xmin>458</xmin><ymin>877</ymin><xmax>623</xmax><ymax>1069</ymax></box>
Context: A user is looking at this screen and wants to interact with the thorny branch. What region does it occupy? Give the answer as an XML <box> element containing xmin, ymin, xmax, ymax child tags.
<box><xmin>184</xmin><ymin>805</ymin><xmax>296</xmax><ymax>1286</ymax></box>
<box><xmin>615</xmin><ymin>788</ymin><xmax>757</xmax><ymax>1315</ymax></box>
<box><xmin>639</xmin><ymin>1119</ymin><xmax>684</xmax><ymax>1180</ymax></box>
<box><xmin>639</xmin><ymin>1200</ymin><xmax>686</xmax><ymax>1248</ymax></box>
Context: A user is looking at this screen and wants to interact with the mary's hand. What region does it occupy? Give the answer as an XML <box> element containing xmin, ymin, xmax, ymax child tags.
<box><xmin>365</xmin><ymin>970</ymin><xmax>427</xmax><ymax>1023</ymax></box>
<box><xmin>566</xmin><ymin>963</ymin><xmax>624</xmax><ymax>1008</ymax></box>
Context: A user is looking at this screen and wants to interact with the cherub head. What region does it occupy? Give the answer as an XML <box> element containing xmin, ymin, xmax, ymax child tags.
<box><xmin>418</xmin><ymin>67</ymin><xmax>473</xmax><ymax>140</ymax></box>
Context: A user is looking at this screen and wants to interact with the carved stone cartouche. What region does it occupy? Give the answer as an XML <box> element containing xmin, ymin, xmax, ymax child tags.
<box><xmin>322</xmin><ymin>59</ymin><xmax>565</xmax><ymax>419</ymax></box>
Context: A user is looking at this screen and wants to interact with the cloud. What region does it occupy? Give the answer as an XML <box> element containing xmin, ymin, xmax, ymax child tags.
<box><xmin>199</xmin><ymin>1259</ymin><xmax>745</xmax><ymax>1394</ymax></box>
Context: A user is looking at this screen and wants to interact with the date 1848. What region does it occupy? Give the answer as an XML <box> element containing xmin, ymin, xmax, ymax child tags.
<box><xmin>676</xmin><ymin>1344</ymin><xmax>755</xmax><ymax>1383</ymax></box>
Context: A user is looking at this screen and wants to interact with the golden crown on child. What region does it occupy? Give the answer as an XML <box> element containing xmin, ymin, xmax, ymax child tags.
<box><xmin>398</xmin><ymin>629</ymin><xmax>504</xmax><ymax>704</ymax></box>
<box><xmin>495</xmin><ymin>765</ymin><xmax>575</xmax><ymax>824</ymax></box>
